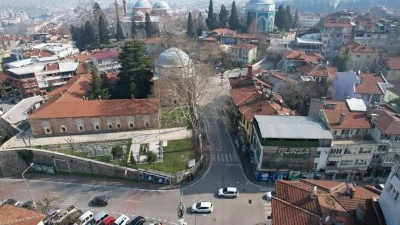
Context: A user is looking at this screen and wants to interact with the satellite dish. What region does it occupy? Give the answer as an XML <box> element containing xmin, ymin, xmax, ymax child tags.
<box><xmin>325</xmin><ymin>216</ymin><xmax>330</xmax><ymax>223</ymax></box>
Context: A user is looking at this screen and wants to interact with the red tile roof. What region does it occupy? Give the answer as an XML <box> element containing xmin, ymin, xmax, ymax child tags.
<box><xmin>262</xmin><ymin>70</ymin><xmax>298</xmax><ymax>83</ymax></box>
<box><xmin>231</xmin><ymin>43</ymin><xmax>257</xmax><ymax>50</ymax></box>
<box><xmin>46</xmin><ymin>63</ymin><xmax>59</xmax><ymax>71</ymax></box>
<box><xmin>236</xmin><ymin>33</ymin><xmax>265</xmax><ymax>39</ymax></box>
<box><xmin>211</xmin><ymin>28</ymin><xmax>236</xmax><ymax>36</ymax></box>
<box><xmin>322</xmin><ymin>100</ymin><xmax>371</xmax><ymax>129</ymax></box>
<box><xmin>272</xmin><ymin>179</ymin><xmax>386</xmax><ymax>225</ymax></box>
<box><xmin>355</xmin><ymin>73</ymin><xmax>385</xmax><ymax>95</ymax></box>
<box><xmin>0</xmin><ymin>72</ymin><xmax>10</xmax><ymax>82</ymax></box>
<box><xmin>0</xmin><ymin>205</ymin><xmax>46</xmax><ymax>225</ymax></box>
<box><xmin>283</xmin><ymin>50</ymin><xmax>324</xmax><ymax>63</ymax></box>
<box><xmin>323</xmin><ymin>19</ymin><xmax>353</xmax><ymax>28</ymax></box>
<box><xmin>298</xmin><ymin>64</ymin><xmax>338</xmax><ymax>78</ymax></box>
<box><xmin>75</xmin><ymin>53</ymin><xmax>91</xmax><ymax>63</ymax></box>
<box><xmin>92</xmin><ymin>51</ymin><xmax>120</xmax><ymax>60</ymax></box>
<box><xmin>22</xmin><ymin>49</ymin><xmax>54</xmax><ymax>58</ymax></box>
<box><xmin>345</xmin><ymin>42</ymin><xmax>378</xmax><ymax>53</ymax></box>
<box><xmin>385</xmin><ymin>56</ymin><xmax>400</xmax><ymax>70</ymax></box>
<box><xmin>371</xmin><ymin>108</ymin><xmax>400</xmax><ymax>135</ymax></box>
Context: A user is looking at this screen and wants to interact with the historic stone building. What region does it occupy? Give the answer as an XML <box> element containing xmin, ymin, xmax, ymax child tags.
<box><xmin>245</xmin><ymin>0</ymin><xmax>276</xmax><ymax>32</ymax></box>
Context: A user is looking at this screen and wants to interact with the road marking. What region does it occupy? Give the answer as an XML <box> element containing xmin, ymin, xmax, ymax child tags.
<box><xmin>211</xmin><ymin>154</ymin><xmax>215</xmax><ymax>161</ymax></box>
<box><xmin>228</xmin><ymin>153</ymin><xmax>233</xmax><ymax>162</ymax></box>
<box><xmin>220</xmin><ymin>154</ymin><xmax>225</xmax><ymax>162</ymax></box>
<box><xmin>225</xmin><ymin>163</ymin><xmax>240</xmax><ymax>166</ymax></box>
<box><xmin>216</xmin><ymin>154</ymin><xmax>220</xmax><ymax>161</ymax></box>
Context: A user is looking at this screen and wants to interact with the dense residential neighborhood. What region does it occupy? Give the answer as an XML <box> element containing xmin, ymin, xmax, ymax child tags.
<box><xmin>0</xmin><ymin>0</ymin><xmax>400</xmax><ymax>225</ymax></box>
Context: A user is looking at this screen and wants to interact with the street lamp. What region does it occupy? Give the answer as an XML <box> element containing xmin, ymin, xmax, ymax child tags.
<box><xmin>22</xmin><ymin>163</ymin><xmax>34</xmax><ymax>202</ymax></box>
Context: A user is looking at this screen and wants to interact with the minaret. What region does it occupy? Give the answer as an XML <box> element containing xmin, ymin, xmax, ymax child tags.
<box><xmin>123</xmin><ymin>0</ymin><xmax>128</xmax><ymax>15</ymax></box>
<box><xmin>115</xmin><ymin>0</ymin><xmax>120</xmax><ymax>20</ymax></box>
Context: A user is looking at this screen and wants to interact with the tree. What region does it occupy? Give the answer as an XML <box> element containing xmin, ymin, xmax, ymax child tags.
<box><xmin>145</xmin><ymin>12</ymin><xmax>152</xmax><ymax>38</ymax></box>
<box><xmin>131</xmin><ymin>16</ymin><xmax>137</xmax><ymax>38</ymax></box>
<box><xmin>116</xmin><ymin>40</ymin><xmax>152</xmax><ymax>99</ymax></box>
<box><xmin>130</xmin><ymin>154</ymin><xmax>137</xmax><ymax>166</ymax></box>
<box><xmin>187</xmin><ymin>12</ymin><xmax>197</xmax><ymax>39</ymax></box>
<box><xmin>246</xmin><ymin>14</ymin><xmax>256</xmax><ymax>34</ymax></box>
<box><xmin>111</xmin><ymin>145</ymin><xmax>124</xmax><ymax>159</ymax></box>
<box><xmin>285</xmin><ymin>5</ymin><xmax>293</xmax><ymax>31</ymax></box>
<box><xmin>84</xmin><ymin>20</ymin><xmax>97</xmax><ymax>47</ymax></box>
<box><xmin>292</xmin><ymin>10</ymin><xmax>299</xmax><ymax>29</ymax></box>
<box><xmin>98</xmin><ymin>15</ymin><xmax>109</xmax><ymax>44</ymax></box>
<box><xmin>333</xmin><ymin>55</ymin><xmax>349</xmax><ymax>72</ymax></box>
<box><xmin>116</xmin><ymin>20</ymin><xmax>125</xmax><ymax>41</ymax></box>
<box><xmin>206</xmin><ymin>0</ymin><xmax>214</xmax><ymax>30</ymax></box>
<box><xmin>100</xmin><ymin>72</ymin><xmax>110</xmax><ymax>92</ymax></box>
<box><xmin>275</xmin><ymin>4</ymin><xmax>288</xmax><ymax>31</ymax></box>
<box><xmin>64</xmin><ymin>137</ymin><xmax>75</xmax><ymax>155</ymax></box>
<box><xmin>36</xmin><ymin>192</ymin><xmax>58</xmax><ymax>214</ymax></box>
<box><xmin>196</xmin><ymin>12</ymin><xmax>205</xmax><ymax>36</ymax></box>
<box><xmin>229</xmin><ymin>1</ymin><xmax>239</xmax><ymax>31</ymax></box>
<box><xmin>146</xmin><ymin>151</ymin><xmax>157</xmax><ymax>169</ymax></box>
<box><xmin>87</xmin><ymin>70</ymin><xmax>109</xmax><ymax>100</ymax></box>
<box><xmin>219</xmin><ymin>4</ymin><xmax>229</xmax><ymax>27</ymax></box>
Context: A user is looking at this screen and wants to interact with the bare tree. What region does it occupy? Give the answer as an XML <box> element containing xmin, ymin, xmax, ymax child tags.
<box><xmin>64</xmin><ymin>137</ymin><xmax>75</xmax><ymax>155</ymax></box>
<box><xmin>36</xmin><ymin>192</ymin><xmax>59</xmax><ymax>214</ymax></box>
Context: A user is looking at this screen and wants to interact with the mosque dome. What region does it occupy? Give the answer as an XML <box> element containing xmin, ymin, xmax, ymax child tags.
<box><xmin>152</xmin><ymin>1</ymin><xmax>171</xmax><ymax>9</ymax></box>
<box><xmin>134</xmin><ymin>10</ymin><xmax>145</xmax><ymax>17</ymax></box>
<box><xmin>248</xmin><ymin>0</ymin><xmax>275</xmax><ymax>4</ymax></box>
<box><xmin>155</xmin><ymin>48</ymin><xmax>190</xmax><ymax>68</ymax></box>
<box><xmin>133</xmin><ymin>0</ymin><xmax>152</xmax><ymax>8</ymax></box>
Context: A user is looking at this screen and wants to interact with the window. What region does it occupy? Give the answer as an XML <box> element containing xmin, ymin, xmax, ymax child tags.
<box><xmin>79</xmin><ymin>126</ymin><xmax>84</xmax><ymax>131</ymax></box>
<box><xmin>383</xmin><ymin>157</ymin><xmax>394</xmax><ymax>163</ymax></box>
<box><xmin>316</xmin><ymin>151</ymin><xmax>321</xmax><ymax>158</ymax></box>
<box><xmin>330</xmin><ymin>149</ymin><xmax>343</xmax><ymax>155</ymax></box>
<box><xmin>377</xmin><ymin>145</ymin><xmax>389</xmax><ymax>152</ymax></box>
<box><xmin>146</xmin><ymin>123</ymin><xmax>150</xmax><ymax>127</ymax></box>
<box><xmin>129</xmin><ymin>123</ymin><xmax>134</xmax><ymax>128</ymax></box>
<box><xmin>116</xmin><ymin>124</ymin><xmax>121</xmax><ymax>128</ymax></box>
<box><xmin>44</xmin><ymin>127</ymin><xmax>52</xmax><ymax>134</ymax></box>
<box><xmin>108</xmin><ymin>124</ymin><xmax>112</xmax><ymax>129</ymax></box>
<box><xmin>95</xmin><ymin>125</ymin><xmax>100</xmax><ymax>130</ymax></box>
<box><xmin>327</xmin><ymin>161</ymin><xmax>337</xmax><ymax>166</ymax></box>
<box><xmin>60</xmin><ymin>126</ymin><xmax>67</xmax><ymax>132</ymax></box>
<box><xmin>359</xmin><ymin>148</ymin><xmax>371</xmax><ymax>154</ymax></box>
<box><xmin>344</xmin><ymin>149</ymin><xmax>352</xmax><ymax>154</ymax></box>
<box><xmin>355</xmin><ymin>159</ymin><xmax>367</xmax><ymax>165</ymax></box>
<box><xmin>388</xmin><ymin>183</ymin><xmax>400</xmax><ymax>200</ymax></box>
<box><xmin>340</xmin><ymin>160</ymin><xmax>353</xmax><ymax>166</ymax></box>
<box><xmin>393</xmin><ymin>136</ymin><xmax>400</xmax><ymax>142</ymax></box>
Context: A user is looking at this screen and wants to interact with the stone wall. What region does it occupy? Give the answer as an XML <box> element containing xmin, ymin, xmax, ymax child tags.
<box><xmin>0</xmin><ymin>117</ymin><xmax>19</xmax><ymax>145</ymax></box>
<box><xmin>0</xmin><ymin>148</ymin><xmax>175</xmax><ymax>184</ymax></box>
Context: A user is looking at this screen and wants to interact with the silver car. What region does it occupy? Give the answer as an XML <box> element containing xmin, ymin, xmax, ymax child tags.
<box><xmin>191</xmin><ymin>201</ymin><xmax>213</xmax><ymax>213</ymax></box>
<box><xmin>217</xmin><ymin>187</ymin><xmax>239</xmax><ymax>198</ymax></box>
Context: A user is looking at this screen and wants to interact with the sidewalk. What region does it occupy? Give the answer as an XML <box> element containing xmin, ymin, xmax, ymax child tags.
<box><xmin>4</xmin><ymin>127</ymin><xmax>192</xmax><ymax>149</ymax></box>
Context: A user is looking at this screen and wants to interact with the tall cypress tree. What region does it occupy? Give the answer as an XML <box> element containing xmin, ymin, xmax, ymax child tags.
<box><xmin>88</xmin><ymin>70</ymin><xmax>109</xmax><ymax>100</ymax></box>
<box><xmin>196</xmin><ymin>12</ymin><xmax>205</xmax><ymax>36</ymax></box>
<box><xmin>98</xmin><ymin>15</ymin><xmax>109</xmax><ymax>44</ymax></box>
<box><xmin>292</xmin><ymin>9</ymin><xmax>299</xmax><ymax>29</ymax></box>
<box><xmin>219</xmin><ymin>4</ymin><xmax>229</xmax><ymax>27</ymax></box>
<box><xmin>229</xmin><ymin>1</ymin><xmax>239</xmax><ymax>31</ymax></box>
<box><xmin>187</xmin><ymin>12</ymin><xmax>197</xmax><ymax>38</ymax></box>
<box><xmin>84</xmin><ymin>21</ymin><xmax>97</xmax><ymax>47</ymax></box>
<box><xmin>116</xmin><ymin>20</ymin><xmax>124</xmax><ymax>41</ymax></box>
<box><xmin>131</xmin><ymin>15</ymin><xmax>137</xmax><ymax>38</ymax></box>
<box><xmin>285</xmin><ymin>5</ymin><xmax>293</xmax><ymax>31</ymax></box>
<box><xmin>275</xmin><ymin>4</ymin><xmax>287</xmax><ymax>31</ymax></box>
<box><xmin>145</xmin><ymin>12</ymin><xmax>152</xmax><ymax>38</ymax></box>
<box><xmin>116</xmin><ymin>40</ymin><xmax>152</xmax><ymax>99</ymax></box>
<box><xmin>206</xmin><ymin>0</ymin><xmax>215</xmax><ymax>30</ymax></box>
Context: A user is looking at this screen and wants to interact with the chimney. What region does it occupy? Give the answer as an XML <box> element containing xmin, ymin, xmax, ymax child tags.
<box><xmin>247</xmin><ymin>64</ymin><xmax>253</xmax><ymax>77</ymax></box>
<box><xmin>356</xmin><ymin>203</ymin><xmax>366</xmax><ymax>221</ymax></box>
<box><xmin>123</xmin><ymin>0</ymin><xmax>127</xmax><ymax>14</ymax></box>
<box><xmin>370</xmin><ymin>113</ymin><xmax>377</xmax><ymax>121</ymax></box>
<box><xmin>339</xmin><ymin>113</ymin><xmax>346</xmax><ymax>125</ymax></box>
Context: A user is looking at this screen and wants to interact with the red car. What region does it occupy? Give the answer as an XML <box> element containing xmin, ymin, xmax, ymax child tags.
<box><xmin>101</xmin><ymin>216</ymin><xmax>116</xmax><ymax>225</ymax></box>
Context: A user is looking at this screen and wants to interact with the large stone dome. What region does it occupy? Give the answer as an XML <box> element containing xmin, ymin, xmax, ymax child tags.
<box><xmin>134</xmin><ymin>10</ymin><xmax>145</xmax><ymax>16</ymax></box>
<box><xmin>153</xmin><ymin>0</ymin><xmax>171</xmax><ymax>9</ymax></box>
<box><xmin>248</xmin><ymin>0</ymin><xmax>274</xmax><ymax>4</ymax></box>
<box><xmin>133</xmin><ymin>0</ymin><xmax>152</xmax><ymax>8</ymax></box>
<box><xmin>155</xmin><ymin>48</ymin><xmax>190</xmax><ymax>68</ymax></box>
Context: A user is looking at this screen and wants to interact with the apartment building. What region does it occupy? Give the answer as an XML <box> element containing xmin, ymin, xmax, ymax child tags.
<box><xmin>379</xmin><ymin>154</ymin><xmax>400</xmax><ymax>225</ymax></box>
<box><xmin>298</xmin><ymin>13</ymin><xmax>321</xmax><ymax>28</ymax></box>
<box><xmin>230</xmin><ymin>44</ymin><xmax>257</xmax><ymax>64</ymax></box>
<box><xmin>369</xmin><ymin>107</ymin><xmax>400</xmax><ymax>179</ymax></box>
<box><xmin>378</xmin><ymin>56</ymin><xmax>400</xmax><ymax>81</ymax></box>
<box><xmin>251</xmin><ymin>115</ymin><xmax>333</xmax><ymax>181</ymax></box>
<box><xmin>321</xmin><ymin>19</ymin><xmax>353</xmax><ymax>59</ymax></box>
<box><xmin>92</xmin><ymin>51</ymin><xmax>121</xmax><ymax>73</ymax></box>
<box><xmin>309</xmin><ymin>98</ymin><xmax>376</xmax><ymax>180</ymax></box>
<box><xmin>344</xmin><ymin>42</ymin><xmax>381</xmax><ymax>72</ymax></box>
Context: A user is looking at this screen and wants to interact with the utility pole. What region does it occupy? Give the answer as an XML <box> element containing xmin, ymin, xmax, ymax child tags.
<box><xmin>22</xmin><ymin>163</ymin><xmax>34</xmax><ymax>202</ymax></box>
<box><xmin>177</xmin><ymin>191</ymin><xmax>187</xmax><ymax>225</ymax></box>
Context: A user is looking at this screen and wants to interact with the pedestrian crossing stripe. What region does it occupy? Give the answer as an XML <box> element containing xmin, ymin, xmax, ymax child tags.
<box><xmin>211</xmin><ymin>153</ymin><xmax>238</xmax><ymax>163</ymax></box>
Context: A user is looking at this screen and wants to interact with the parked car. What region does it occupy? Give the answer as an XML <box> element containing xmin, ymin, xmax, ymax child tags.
<box><xmin>3</xmin><ymin>199</ymin><xmax>19</xmax><ymax>206</ymax></box>
<box><xmin>21</xmin><ymin>200</ymin><xmax>37</xmax><ymax>210</ymax></box>
<box><xmin>129</xmin><ymin>216</ymin><xmax>146</xmax><ymax>225</ymax></box>
<box><xmin>101</xmin><ymin>216</ymin><xmax>116</xmax><ymax>225</ymax></box>
<box><xmin>113</xmin><ymin>215</ymin><xmax>130</xmax><ymax>225</ymax></box>
<box><xmin>91</xmin><ymin>196</ymin><xmax>111</xmax><ymax>206</ymax></box>
<box><xmin>77</xmin><ymin>210</ymin><xmax>94</xmax><ymax>225</ymax></box>
<box><xmin>42</xmin><ymin>208</ymin><xmax>62</xmax><ymax>225</ymax></box>
<box><xmin>217</xmin><ymin>187</ymin><xmax>239</xmax><ymax>198</ymax></box>
<box><xmin>93</xmin><ymin>211</ymin><xmax>109</xmax><ymax>225</ymax></box>
<box><xmin>191</xmin><ymin>201</ymin><xmax>213</xmax><ymax>213</ymax></box>
<box><xmin>263</xmin><ymin>191</ymin><xmax>276</xmax><ymax>201</ymax></box>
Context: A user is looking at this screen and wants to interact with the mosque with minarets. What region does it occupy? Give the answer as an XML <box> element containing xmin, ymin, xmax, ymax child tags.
<box><xmin>245</xmin><ymin>0</ymin><xmax>276</xmax><ymax>32</ymax></box>
<box><xmin>113</xmin><ymin>0</ymin><xmax>172</xmax><ymax>38</ymax></box>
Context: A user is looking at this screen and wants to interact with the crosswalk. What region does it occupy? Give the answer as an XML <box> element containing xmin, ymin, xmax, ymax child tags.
<box><xmin>211</xmin><ymin>153</ymin><xmax>239</xmax><ymax>163</ymax></box>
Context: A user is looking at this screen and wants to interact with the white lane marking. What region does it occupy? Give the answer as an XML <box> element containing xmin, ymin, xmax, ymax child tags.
<box><xmin>220</xmin><ymin>154</ymin><xmax>225</xmax><ymax>162</ymax></box>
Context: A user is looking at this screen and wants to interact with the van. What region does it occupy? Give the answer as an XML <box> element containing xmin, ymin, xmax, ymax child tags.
<box><xmin>101</xmin><ymin>216</ymin><xmax>115</xmax><ymax>225</ymax></box>
<box><xmin>113</xmin><ymin>215</ymin><xmax>130</xmax><ymax>225</ymax></box>
<box><xmin>93</xmin><ymin>211</ymin><xmax>109</xmax><ymax>225</ymax></box>
<box><xmin>78</xmin><ymin>211</ymin><xmax>93</xmax><ymax>225</ymax></box>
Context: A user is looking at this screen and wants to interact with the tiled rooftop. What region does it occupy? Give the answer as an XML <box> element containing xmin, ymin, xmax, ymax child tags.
<box><xmin>354</xmin><ymin>73</ymin><xmax>385</xmax><ymax>95</ymax></box>
<box><xmin>0</xmin><ymin>205</ymin><xmax>46</xmax><ymax>225</ymax></box>
<box><xmin>322</xmin><ymin>100</ymin><xmax>371</xmax><ymax>129</ymax></box>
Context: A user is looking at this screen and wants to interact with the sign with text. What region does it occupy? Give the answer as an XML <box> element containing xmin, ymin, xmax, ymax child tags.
<box><xmin>261</xmin><ymin>146</ymin><xmax>317</xmax><ymax>170</ymax></box>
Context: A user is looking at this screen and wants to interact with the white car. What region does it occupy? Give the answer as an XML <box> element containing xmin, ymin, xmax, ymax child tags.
<box><xmin>218</xmin><ymin>187</ymin><xmax>239</xmax><ymax>198</ymax></box>
<box><xmin>191</xmin><ymin>201</ymin><xmax>213</xmax><ymax>213</ymax></box>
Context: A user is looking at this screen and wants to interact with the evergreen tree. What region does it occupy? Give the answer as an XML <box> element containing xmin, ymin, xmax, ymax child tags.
<box><xmin>219</xmin><ymin>4</ymin><xmax>229</xmax><ymax>27</ymax></box>
<box><xmin>88</xmin><ymin>70</ymin><xmax>109</xmax><ymax>100</ymax></box>
<box><xmin>100</xmin><ymin>72</ymin><xmax>110</xmax><ymax>94</ymax></box>
<box><xmin>131</xmin><ymin>15</ymin><xmax>137</xmax><ymax>38</ymax></box>
<box><xmin>98</xmin><ymin>15</ymin><xmax>109</xmax><ymax>44</ymax></box>
<box><xmin>116</xmin><ymin>20</ymin><xmax>125</xmax><ymax>41</ymax></box>
<box><xmin>196</xmin><ymin>12</ymin><xmax>205</xmax><ymax>36</ymax></box>
<box><xmin>292</xmin><ymin>10</ymin><xmax>299</xmax><ymax>29</ymax></box>
<box><xmin>93</xmin><ymin>2</ymin><xmax>107</xmax><ymax>35</ymax></box>
<box><xmin>333</xmin><ymin>55</ymin><xmax>349</xmax><ymax>72</ymax></box>
<box><xmin>116</xmin><ymin>40</ymin><xmax>152</xmax><ymax>99</ymax></box>
<box><xmin>84</xmin><ymin>21</ymin><xmax>97</xmax><ymax>47</ymax></box>
<box><xmin>275</xmin><ymin>4</ymin><xmax>288</xmax><ymax>31</ymax></box>
<box><xmin>285</xmin><ymin>5</ymin><xmax>293</xmax><ymax>31</ymax></box>
<box><xmin>229</xmin><ymin>1</ymin><xmax>239</xmax><ymax>31</ymax></box>
<box><xmin>206</xmin><ymin>0</ymin><xmax>215</xmax><ymax>30</ymax></box>
<box><xmin>145</xmin><ymin>12</ymin><xmax>152</xmax><ymax>38</ymax></box>
<box><xmin>246</xmin><ymin>14</ymin><xmax>256</xmax><ymax>33</ymax></box>
<box><xmin>187</xmin><ymin>12</ymin><xmax>197</xmax><ymax>38</ymax></box>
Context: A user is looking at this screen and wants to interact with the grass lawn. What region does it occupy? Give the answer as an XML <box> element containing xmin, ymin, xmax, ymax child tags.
<box><xmin>136</xmin><ymin>139</ymin><xmax>195</xmax><ymax>174</ymax></box>
<box><xmin>160</xmin><ymin>107</ymin><xmax>190</xmax><ymax>128</ymax></box>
